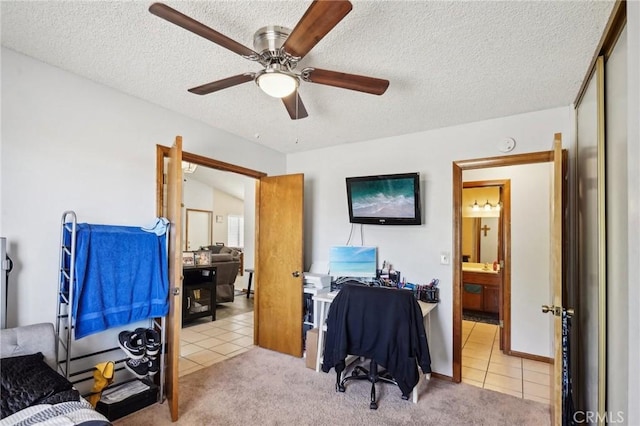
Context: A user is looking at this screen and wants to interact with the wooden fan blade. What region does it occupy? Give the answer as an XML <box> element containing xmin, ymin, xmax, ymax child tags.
<box><xmin>149</xmin><ymin>3</ymin><xmax>259</xmax><ymax>60</ymax></box>
<box><xmin>282</xmin><ymin>92</ymin><xmax>309</xmax><ymax>120</ymax></box>
<box><xmin>303</xmin><ymin>68</ymin><xmax>389</xmax><ymax>95</ymax></box>
<box><xmin>282</xmin><ymin>0</ymin><xmax>352</xmax><ymax>59</ymax></box>
<box><xmin>188</xmin><ymin>73</ymin><xmax>255</xmax><ymax>95</ymax></box>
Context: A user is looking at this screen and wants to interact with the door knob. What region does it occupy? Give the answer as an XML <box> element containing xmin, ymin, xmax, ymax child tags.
<box><xmin>541</xmin><ymin>304</ymin><xmax>554</xmax><ymax>314</ymax></box>
<box><xmin>292</xmin><ymin>271</ymin><xmax>301</xmax><ymax>278</ymax></box>
<box><xmin>541</xmin><ymin>305</ymin><xmax>574</xmax><ymax>317</ymax></box>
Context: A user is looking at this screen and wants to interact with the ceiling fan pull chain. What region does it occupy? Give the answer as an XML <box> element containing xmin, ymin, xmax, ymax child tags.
<box><xmin>295</xmin><ymin>88</ymin><xmax>300</xmax><ymax>144</ymax></box>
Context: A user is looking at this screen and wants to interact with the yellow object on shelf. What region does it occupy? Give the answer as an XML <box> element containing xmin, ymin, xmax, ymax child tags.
<box><xmin>88</xmin><ymin>361</ymin><xmax>115</xmax><ymax>407</ymax></box>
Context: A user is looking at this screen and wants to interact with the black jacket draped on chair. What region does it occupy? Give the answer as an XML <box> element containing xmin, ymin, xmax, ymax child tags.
<box><xmin>321</xmin><ymin>284</ymin><xmax>432</xmax><ymax>396</ymax></box>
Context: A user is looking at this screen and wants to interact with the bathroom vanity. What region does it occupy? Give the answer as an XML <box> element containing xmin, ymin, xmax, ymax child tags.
<box><xmin>462</xmin><ymin>263</ymin><xmax>501</xmax><ymax>314</ymax></box>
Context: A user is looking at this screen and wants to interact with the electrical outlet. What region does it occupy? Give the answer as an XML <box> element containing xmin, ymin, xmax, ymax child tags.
<box><xmin>440</xmin><ymin>252</ymin><xmax>450</xmax><ymax>265</ymax></box>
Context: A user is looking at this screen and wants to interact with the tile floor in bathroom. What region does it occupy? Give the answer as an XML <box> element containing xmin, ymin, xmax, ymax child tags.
<box><xmin>462</xmin><ymin>319</ymin><xmax>551</xmax><ymax>405</ymax></box>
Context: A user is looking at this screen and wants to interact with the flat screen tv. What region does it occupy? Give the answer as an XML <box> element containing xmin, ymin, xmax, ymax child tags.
<box><xmin>329</xmin><ymin>246</ymin><xmax>377</xmax><ymax>279</ymax></box>
<box><xmin>345</xmin><ymin>172</ymin><xmax>422</xmax><ymax>225</ymax></box>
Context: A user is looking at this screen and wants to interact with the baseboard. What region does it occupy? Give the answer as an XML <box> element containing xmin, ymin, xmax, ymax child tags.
<box><xmin>506</xmin><ymin>350</ymin><xmax>553</xmax><ymax>364</ymax></box>
<box><xmin>430</xmin><ymin>372</ymin><xmax>453</xmax><ymax>381</ymax></box>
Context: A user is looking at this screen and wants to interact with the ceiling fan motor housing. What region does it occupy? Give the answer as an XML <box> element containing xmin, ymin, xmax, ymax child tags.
<box><xmin>253</xmin><ymin>25</ymin><xmax>292</xmax><ymax>64</ymax></box>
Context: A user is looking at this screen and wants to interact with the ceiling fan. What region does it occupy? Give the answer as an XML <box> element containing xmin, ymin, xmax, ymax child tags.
<box><xmin>149</xmin><ymin>1</ymin><xmax>389</xmax><ymax>120</ymax></box>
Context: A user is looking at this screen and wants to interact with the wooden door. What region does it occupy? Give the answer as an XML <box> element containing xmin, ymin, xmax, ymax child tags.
<box><xmin>164</xmin><ymin>136</ymin><xmax>183</xmax><ymax>421</ymax></box>
<box><xmin>548</xmin><ymin>135</ymin><xmax>565</xmax><ymax>424</ymax></box>
<box><xmin>256</xmin><ymin>174</ymin><xmax>304</xmax><ymax>357</ymax></box>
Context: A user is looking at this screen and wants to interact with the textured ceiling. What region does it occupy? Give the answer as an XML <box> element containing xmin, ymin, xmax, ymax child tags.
<box><xmin>1</xmin><ymin>1</ymin><xmax>614</xmax><ymax>154</ymax></box>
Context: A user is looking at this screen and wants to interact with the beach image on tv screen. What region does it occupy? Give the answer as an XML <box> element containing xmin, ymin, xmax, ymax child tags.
<box><xmin>351</xmin><ymin>178</ymin><xmax>415</xmax><ymax>218</ymax></box>
<box><xmin>329</xmin><ymin>246</ymin><xmax>377</xmax><ymax>278</ymax></box>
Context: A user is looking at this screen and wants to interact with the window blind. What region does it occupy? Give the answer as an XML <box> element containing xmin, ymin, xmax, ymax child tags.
<box><xmin>227</xmin><ymin>215</ymin><xmax>244</xmax><ymax>248</ymax></box>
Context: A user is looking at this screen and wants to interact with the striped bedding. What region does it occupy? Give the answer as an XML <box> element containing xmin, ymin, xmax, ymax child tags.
<box><xmin>0</xmin><ymin>399</ymin><xmax>111</xmax><ymax>426</ymax></box>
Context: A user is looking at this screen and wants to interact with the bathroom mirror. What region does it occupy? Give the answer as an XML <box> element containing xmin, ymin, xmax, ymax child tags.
<box><xmin>461</xmin><ymin>187</ymin><xmax>501</xmax><ymax>263</ymax></box>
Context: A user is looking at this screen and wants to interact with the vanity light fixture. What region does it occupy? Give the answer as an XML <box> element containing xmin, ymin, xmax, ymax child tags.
<box><xmin>470</xmin><ymin>199</ymin><xmax>501</xmax><ymax>212</ymax></box>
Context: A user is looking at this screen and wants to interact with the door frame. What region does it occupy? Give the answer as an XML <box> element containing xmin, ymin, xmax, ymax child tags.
<box><xmin>452</xmin><ymin>150</ymin><xmax>557</xmax><ymax>383</ymax></box>
<box><xmin>156</xmin><ymin>147</ymin><xmax>267</xmax><ymax>215</ymax></box>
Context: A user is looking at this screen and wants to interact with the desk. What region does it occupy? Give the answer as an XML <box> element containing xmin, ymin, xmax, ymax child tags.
<box><xmin>312</xmin><ymin>291</ymin><xmax>437</xmax><ymax>403</ymax></box>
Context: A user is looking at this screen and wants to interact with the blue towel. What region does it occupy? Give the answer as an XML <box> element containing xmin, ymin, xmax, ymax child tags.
<box><xmin>68</xmin><ymin>223</ymin><xmax>169</xmax><ymax>339</ymax></box>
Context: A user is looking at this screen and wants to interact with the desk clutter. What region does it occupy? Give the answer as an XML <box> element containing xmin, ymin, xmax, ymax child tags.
<box><xmin>329</xmin><ymin>276</ymin><xmax>440</xmax><ymax>304</ymax></box>
<box><xmin>404</xmin><ymin>279</ymin><xmax>440</xmax><ymax>304</ymax></box>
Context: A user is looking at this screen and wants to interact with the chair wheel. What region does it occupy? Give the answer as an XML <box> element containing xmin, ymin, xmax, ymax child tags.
<box><xmin>370</xmin><ymin>402</ymin><xmax>378</xmax><ymax>410</ymax></box>
<box><xmin>401</xmin><ymin>394</ymin><xmax>409</xmax><ymax>401</ymax></box>
<box><xmin>351</xmin><ymin>370</ymin><xmax>360</xmax><ymax>377</ymax></box>
<box><xmin>338</xmin><ymin>384</ymin><xmax>346</xmax><ymax>392</ymax></box>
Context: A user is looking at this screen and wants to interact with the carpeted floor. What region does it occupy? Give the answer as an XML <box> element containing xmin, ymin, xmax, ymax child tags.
<box><xmin>114</xmin><ymin>347</ymin><xmax>550</xmax><ymax>425</ymax></box>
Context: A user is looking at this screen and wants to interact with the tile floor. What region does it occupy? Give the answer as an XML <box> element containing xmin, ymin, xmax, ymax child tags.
<box><xmin>462</xmin><ymin>319</ymin><xmax>551</xmax><ymax>404</ymax></box>
<box><xmin>179</xmin><ymin>294</ymin><xmax>255</xmax><ymax>377</ymax></box>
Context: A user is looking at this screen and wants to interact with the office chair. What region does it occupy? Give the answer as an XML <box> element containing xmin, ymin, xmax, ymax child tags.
<box><xmin>322</xmin><ymin>283</ymin><xmax>431</xmax><ymax>409</ymax></box>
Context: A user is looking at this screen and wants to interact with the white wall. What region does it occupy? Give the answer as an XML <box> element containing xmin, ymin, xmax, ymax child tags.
<box><xmin>465</xmin><ymin>163</ymin><xmax>553</xmax><ymax>358</ymax></box>
<box><xmin>241</xmin><ymin>181</ymin><xmax>257</xmax><ymax>292</ymax></box>
<box><xmin>0</xmin><ymin>48</ymin><xmax>285</xmax><ymax>350</ymax></box>
<box><xmin>211</xmin><ymin>188</ymin><xmax>243</xmax><ymax>246</ymax></box>
<box><xmin>287</xmin><ymin>106</ymin><xmax>571</xmax><ymax>376</ymax></box>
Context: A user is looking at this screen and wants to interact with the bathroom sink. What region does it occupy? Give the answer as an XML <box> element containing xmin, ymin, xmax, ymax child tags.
<box><xmin>462</xmin><ymin>263</ymin><xmax>499</xmax><ymax>273</ymax></box>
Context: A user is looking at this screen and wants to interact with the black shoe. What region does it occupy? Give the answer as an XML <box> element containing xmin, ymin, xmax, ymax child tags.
<box><xmin>136</xmin><ymin>327</ymin><xmax>161</xmax><ymax>357</ymax></box>
<box><xmin>125</xmin><ymin>357</ymin><xmax>149</xmax><ymax>379</ymax></box>
<box><xmin>147</xmin><ymin>356</ymin><xmax>160</xmax><ymax>376</ymax></box>
<box><xmin>118</xmin><ymin>330</ymin><xmax>145</xmax><ymax>359</ymax></box>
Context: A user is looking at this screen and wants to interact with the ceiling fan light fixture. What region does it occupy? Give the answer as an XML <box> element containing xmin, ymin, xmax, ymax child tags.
<box><xmin>256</xmin><ymin>68</ymin><xmax>299</xmax><ymax>98</ymax></box>
<box><xmin>181</xmin><ymin>161</ymin><xmax>197</xmax><ymax>174</ymax></box>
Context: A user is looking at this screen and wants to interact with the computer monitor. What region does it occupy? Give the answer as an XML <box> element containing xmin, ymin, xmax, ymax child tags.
<box><xmin>329</xmin><ymin>246</ymin><xmax>377</xmax><ymax>279</ymax></box>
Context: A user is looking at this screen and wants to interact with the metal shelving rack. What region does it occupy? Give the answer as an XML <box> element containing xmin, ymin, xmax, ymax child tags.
<box><xmin>55</xmin><ymin>210</ymin><xmax>166</xmax><ymax>403</ymax></box>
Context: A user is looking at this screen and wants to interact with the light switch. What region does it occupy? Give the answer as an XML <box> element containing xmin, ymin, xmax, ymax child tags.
<box><xmin>440</xmin><ymin>252</ymin><xmax>450</xmax><ymax>265</ymax></box>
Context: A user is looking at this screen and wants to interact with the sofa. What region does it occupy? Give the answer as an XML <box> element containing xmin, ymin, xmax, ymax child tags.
<box><xmin>0</xmin><ymin>323</ymin><xmax>112</xmax><ymax>425</ymax></box>
<box><xmin>204</xmin><ymin>245</ymin><xmax>241</xmax><ymax>303</ymax></box>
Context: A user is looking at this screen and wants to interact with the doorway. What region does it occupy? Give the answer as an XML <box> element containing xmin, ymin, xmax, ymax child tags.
<box><xmin>177</xmin><ymin>157</ymin><xmax>260</xmax><ymax>374</ymax></box>
<box><xmin>461</xmin><ymin>180</ymin><xmax>509</xmax><ymax>351</ymax></box>
<box><xmin>157</xmin><ymin>145</ymin><xmax>267</xmax><ymax>386</ymax></box>
<box><xmin>453</xmin><ymin>150</ymin><xmax>557</xmax><ymax>404</ymax></box>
